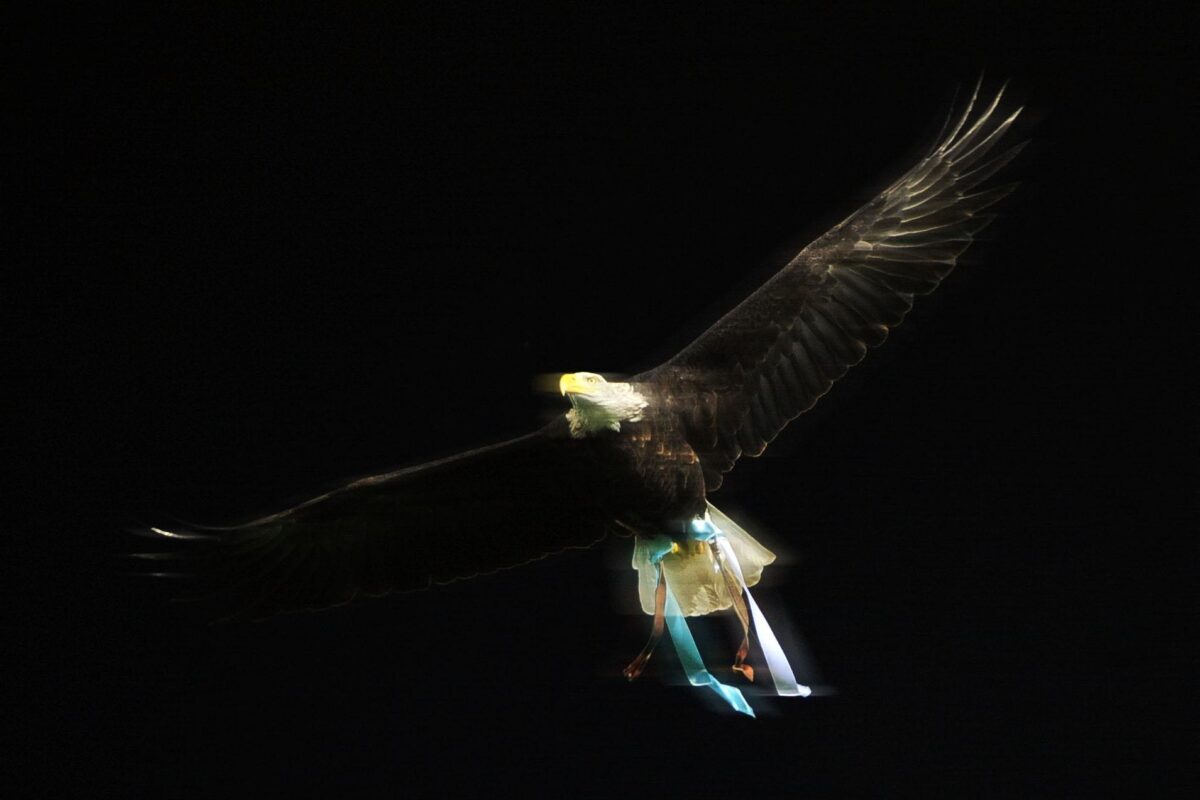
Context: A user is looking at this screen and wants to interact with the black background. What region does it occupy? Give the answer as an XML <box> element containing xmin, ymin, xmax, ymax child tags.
<box><xmin>11</xmin><ymin>3</ymin><xmax>1195</xmax><ymax>796</ymax></box>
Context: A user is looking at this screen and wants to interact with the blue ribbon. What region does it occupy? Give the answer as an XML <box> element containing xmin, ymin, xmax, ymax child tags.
<box><xmin>661</xmin><ymin>568</ymin><xmax>755</xmax><ymax>717</ymax></box>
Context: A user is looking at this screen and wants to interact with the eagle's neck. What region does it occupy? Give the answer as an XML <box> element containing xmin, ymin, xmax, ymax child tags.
<box><xmin>566</xmin><ymin>384</ymin><xmax>649</xmax><ymax>438</ymax></box>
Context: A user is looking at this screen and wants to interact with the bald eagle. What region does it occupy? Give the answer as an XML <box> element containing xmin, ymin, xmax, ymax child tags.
<box><xmin>144</xmin><ymin>82</ymin><xmax>1025</xmax><ymax>715</ymax></box>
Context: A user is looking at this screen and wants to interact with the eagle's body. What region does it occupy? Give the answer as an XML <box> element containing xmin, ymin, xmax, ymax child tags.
<box><xmin>146</xmin><ymin>82</ymin><xmax>1026</xmax><ymax>714</ymax></box>
<box><xmin>574</xmin><ymin>380</ymin><xmax>709</xmax><ymax>531</ymax></box>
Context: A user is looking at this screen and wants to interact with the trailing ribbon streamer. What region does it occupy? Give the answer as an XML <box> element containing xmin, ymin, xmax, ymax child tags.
<box><xmin>622</xmin><ymin>564</ymin><xmax>667</xmax><ymax>680</ymax></box>
<box><xmin>663</xmin><ymin>579</ymin><xmax>756</xmax><ymax>717</ymax></box>
<box><xmin>713</xmin><ymin>533</ymin><xmax>812</xmax><ymax>698</ymax></box>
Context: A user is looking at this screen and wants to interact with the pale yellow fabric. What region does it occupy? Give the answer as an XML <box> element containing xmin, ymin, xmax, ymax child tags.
<box><xmin>632</xmin><ymin>502</ymin><xmax>777</xmax><ymax>616</ymax></box>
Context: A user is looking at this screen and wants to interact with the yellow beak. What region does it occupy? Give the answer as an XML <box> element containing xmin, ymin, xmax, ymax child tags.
<box><xmin>559</xmin><ymin>373</ymin><xmax>596</xmax><ymax>396</ymax></box>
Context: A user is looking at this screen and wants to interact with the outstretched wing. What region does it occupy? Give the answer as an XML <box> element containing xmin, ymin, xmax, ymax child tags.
<box><xmin>643</xmin><ymin>82</ymin><xmax>1025</xmax><ymax>491</ymax></box>
<box><xmin>143</xmin><ymin>422</ymin><xmax>609</xmax><ymax>620</ymax></box>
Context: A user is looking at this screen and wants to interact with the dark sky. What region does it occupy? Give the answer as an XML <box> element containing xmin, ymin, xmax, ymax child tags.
<box><xmin>11</xmin><ymin>3</ymin><xmax>1194</xmax><ymax>796</ymax></box>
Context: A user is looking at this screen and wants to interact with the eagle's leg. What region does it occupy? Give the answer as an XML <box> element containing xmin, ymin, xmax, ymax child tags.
<box><xmin>687</xmin><ymin>516</ymin><xmax>753</xmax><ymax>682</ymax></box>
<box><xmin>716</xmin><ymin>552</ymin><xmax>755</xmax><ymax>682</ymax></box>
<box><xmin>622</xmin><ymin>564</ymin><xmax>667</xmax><ymax>681</ymax></box>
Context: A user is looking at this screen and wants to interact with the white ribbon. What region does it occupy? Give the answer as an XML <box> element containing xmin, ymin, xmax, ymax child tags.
<box><xmin>713</xmin><ymin>533</ymin><xmax>812</xmax><ymax>698</ymax></box>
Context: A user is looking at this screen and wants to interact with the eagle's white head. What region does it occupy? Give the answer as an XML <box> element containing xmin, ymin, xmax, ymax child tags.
<box><xmin>558</xmin><ymin>372</ymin><xmax>648</xmax><ymax>439</ymax></box>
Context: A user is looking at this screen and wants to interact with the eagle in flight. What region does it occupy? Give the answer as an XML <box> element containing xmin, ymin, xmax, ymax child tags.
<box><xmin>144</xmin><ymin>82</ymin><xmax>1025</xmax><ymax>715</ymax></box>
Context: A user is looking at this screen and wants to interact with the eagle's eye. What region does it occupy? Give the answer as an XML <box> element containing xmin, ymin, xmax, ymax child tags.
<box><xmin>587</xmin><ymin>375</ymin><xmax>599</xmax><ymax>384</ymax></box>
